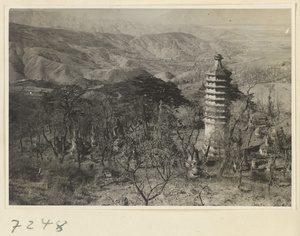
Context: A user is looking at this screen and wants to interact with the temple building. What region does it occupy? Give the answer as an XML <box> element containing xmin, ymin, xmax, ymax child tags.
<box><xmin>203</xmin><ymin>54</ymin><xmax>232</xmax><ymax>159</ymax></box>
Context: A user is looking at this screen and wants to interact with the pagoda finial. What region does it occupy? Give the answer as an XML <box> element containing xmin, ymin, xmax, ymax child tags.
<box><xmin>214</xmin><ymin>54</ymin><xmax>223</xmax><ymax>61</ymax></box>
<box><xmin>206</xmin><ymin>54</ymin><xmax>231</xmax><ymax>76</ymax></box>
<box><xmin>213</xmin><ymin>54</ymin><xmax>223</xmax><ymax>71</ymax></box>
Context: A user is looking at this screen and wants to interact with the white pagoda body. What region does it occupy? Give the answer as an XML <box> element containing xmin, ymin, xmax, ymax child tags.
<box><xmin>204</xmin><ymin>54</ymin><xmax>232</xmax><ymax>159</ymax></box>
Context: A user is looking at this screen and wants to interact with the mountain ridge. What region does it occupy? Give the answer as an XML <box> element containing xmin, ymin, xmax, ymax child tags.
<box><xmin>9</xmin><ymin>23</ymin><xmax>225</xmax><ymax>85</ymax></box>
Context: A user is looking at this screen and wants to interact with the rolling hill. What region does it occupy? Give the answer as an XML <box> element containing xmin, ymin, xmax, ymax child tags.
<box><xmin>10</xmin><ymin>22</ymin><xmax>261</xmax><ymax>86</ymax></box>
<box><xmin>9</xmin><ymin>23</ymin><xmax>218</xmax><ymax>85</ymax></box>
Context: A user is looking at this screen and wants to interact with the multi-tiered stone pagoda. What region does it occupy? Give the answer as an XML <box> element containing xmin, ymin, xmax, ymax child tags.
<box><xmin>204</xmin><ymin>54</ymin><xmax>232</xmax><ymax>159</ymax></box>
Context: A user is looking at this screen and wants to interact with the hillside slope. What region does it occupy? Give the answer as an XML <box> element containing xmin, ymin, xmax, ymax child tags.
<box><xmin>9</xmin><ymin>23</ymin><xmax>248</xmax><ymax>85</ymax></box>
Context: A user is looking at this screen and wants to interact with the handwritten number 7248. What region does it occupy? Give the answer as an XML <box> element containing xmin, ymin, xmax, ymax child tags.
<box><xmin>11</xmin><ymin>219</ymin><xmax>67</xmax><ymax>233</ymax></box>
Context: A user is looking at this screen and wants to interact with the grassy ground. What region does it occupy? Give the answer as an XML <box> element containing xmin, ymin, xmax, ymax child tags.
<box><xmin>9</xmin><ymin>150</ymin><xmax>291</xmax><ymax>207</ymax></box>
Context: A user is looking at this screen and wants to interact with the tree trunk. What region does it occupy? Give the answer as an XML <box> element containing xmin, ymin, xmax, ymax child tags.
<box><xmin>238</xmin><ymin>156</ymin><xmax>244</xmax><ymax>189</ymax></box>
<box><xmin>77</xmin><ymin>153</ymin><xmax>81</xmax><ymax>171</ymax></box>
<box><xmin>218</xmin><ymin>159</ymin><xmax>227</xmax><ymax>177</ymax></box>
<box><xmin>19</xmin><ymin>135</ymin><xmax>23</xmax><ymax>156</ymax></box>
<box><xmin>218</xmin><ymin>147</ymin><xmax>230</xmax><ymax>177</ymax></box>
<box><xmin>42</xmin><ymin>127</ymin><xmax>58</xmax><ymax>158</ymax></box>
<box><xmin>283</xmin><ymin>149</ymin><xmax>289</xmax><ymax>177</ymax></box>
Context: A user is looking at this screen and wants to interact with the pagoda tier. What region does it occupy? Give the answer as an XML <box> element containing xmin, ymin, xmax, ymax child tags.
<box><xmin>206</xmin><ymin>111</ymin><xmax>228</xmax><ymax>117</ymax></box>
<box><xmin>206</xmin><ymin>80</ymin><xmax>229</xmax><ymax>84</ymax></box>
<box><xmin>205</xmin><ymin>115</ymin><xmax>227</xmax><ymax>120</ymax></box>
<box><xmin>205</xmin><ymin>106</ymin><xmax>227</xmax><ymax>111</ymax></box>
<box><xmin>206</xmin><ymin>77</ymin><xmax>231</xmax><ymax>83</ymax></box>
<box><xmin>205</xmin><ymin>83</ymin><xmax>229</xmax><ymax>89</ymax></box>
<box><xmin>206</xmin><ymin>89</ymin><xmax>227</xmax><ymax>95</ymax></box>
<box><xmin>205</xmin><ymin>95</ymin><xmax>227</xmax><ymax>101</ymax></box>
<box><xmin>205</xmin><ymin>106</ymin><xmax>227</xmax><ymax>112</ymax></box>
<box><xmin>204</xmin><ymin>118</ymin><xmax>227</xmax><ymax>125</ymax></box>
<box><xmin>205</xmin><ymin>101</ymin><xmax>226</xmax><ymax>107</ymax></box>
<box><xmin>205</xmin><ymin>105</ymin><xmax>227</xmax><ymax>111</ymax></box>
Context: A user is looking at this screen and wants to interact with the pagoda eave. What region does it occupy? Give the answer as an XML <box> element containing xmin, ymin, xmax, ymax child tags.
<box><xmin>205</xmin><ymin>90</ymin><xmax>227</xmax><ymax>95</ymax></box>
<box><xmin>206</xmin><ymin>78</ymin><xmax>230</xmax><ymax>83</ymax></box>
<box><xmin>205</xmin><ymin>84</ymin><xmax>228</xmax><ymax>89</ymax></box>
<box><xmin>204</xmin><ymin>119</ymin><xmax>227</xmax><ymax>125</ymax></box>
<box><xmin>205</xmin><ymin>97</ymin><xmax>227</xmax><ymax>101</ymax></box>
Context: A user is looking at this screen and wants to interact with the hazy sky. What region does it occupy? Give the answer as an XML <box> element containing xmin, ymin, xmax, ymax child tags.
<box><xmin>118</xmin><ymin>9</ymin><xmax>291</xmax><ymax>26</ymax></box>
<box><xmin>10</xmin><ymin>8</ymin><xmax>291</xmax><ymax>26</ymax></box>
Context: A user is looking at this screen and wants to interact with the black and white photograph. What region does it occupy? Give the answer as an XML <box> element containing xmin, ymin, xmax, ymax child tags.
<box><xmin>8</xmin><ymin>7</ymin><xmax>293</xmax><ymax>207</ymax></box>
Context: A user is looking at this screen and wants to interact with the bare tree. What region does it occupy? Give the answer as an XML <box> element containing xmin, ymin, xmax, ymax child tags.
<box><xmin>115</xmin><ymin>103</ymin><xmax>177</xmax><ymax>206</ymax></box>
<box><xmin>116</xmin><ymin>139</ymin><xmax>174</xmax><ymax>206</ymax></box>
<box><xmin>173</xmin><ymin>104</ymin><xmax>204</xmax><ymax>177</ymax></box>
<box><xmin>41</xmin><ymin>85</ymin><xmax>87</xmax><ymax>163</ymax></box>
<box><xmin>218</xmin><ymin>67</ymin><xmax>259</xmax><ymax>178</ymax></box>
